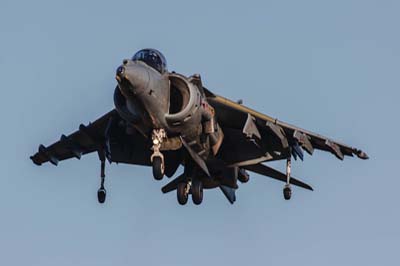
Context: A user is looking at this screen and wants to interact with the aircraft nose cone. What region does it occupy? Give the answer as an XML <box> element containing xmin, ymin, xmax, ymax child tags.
<box><xmin>116</xmin><ymin>66</ymin><xmax>125</xmax><ymax>81</ymax></box>
<box><xmin>115</xmin><ymin>66</ymin><xmax>125</xmax><ymax>83</ymax></box>
<box><xmin>116</xmin><ymin>61</ymin><xmax>150</xmax><ymax>96</ymax></box>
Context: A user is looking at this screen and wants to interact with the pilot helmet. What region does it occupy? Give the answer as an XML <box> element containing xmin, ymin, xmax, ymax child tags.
<box><xmin>132</xmin><ymin>48</ymin><xmax>167</xmax><ymax>74</ymax></box>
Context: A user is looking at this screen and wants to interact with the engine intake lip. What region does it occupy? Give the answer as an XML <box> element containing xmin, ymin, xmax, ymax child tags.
<box><xmin>165</xmin><ymin>73</ymin><xmax>198</xmax><ymax>125</ymax></box>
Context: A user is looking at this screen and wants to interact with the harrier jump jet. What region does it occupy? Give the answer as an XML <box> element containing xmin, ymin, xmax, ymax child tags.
<box><xmin>30</xmin><ymin>49</ymin><xmax>368</xmax><ymax>205</ymax></box>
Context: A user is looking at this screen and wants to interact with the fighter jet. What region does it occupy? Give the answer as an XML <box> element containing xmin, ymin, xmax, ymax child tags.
<box><xmin>30</xmin><ymin>48</ymin><xmax>368</xmax><ymax>205</ymax></box>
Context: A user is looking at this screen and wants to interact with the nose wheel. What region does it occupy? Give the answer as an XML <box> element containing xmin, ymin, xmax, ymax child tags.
<box><xmin>151</xmin><ymin>129</ymin><xmax>166</xmax><ymax>180</ymax></box>
<box><xmin>151</xmin><ymin>156</ymin><xmax>164</xmax><ymax>180</ymax></box>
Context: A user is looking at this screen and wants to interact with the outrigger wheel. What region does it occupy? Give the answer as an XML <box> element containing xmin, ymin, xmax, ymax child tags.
<box><xmin>97</xmin><ymin>159</ymin><xmax>107</xmax><ymax>204</ymax></box>
<box><xmin>97</xmin><ymin>186</ymin><xmax>107</xmax><ymax>204</ymax></box>
<box><xmin>283</xmin><ymin>157</ymin><xmax>292</xmax><ymax>200</ymax></box>
<box><xmin>283</xmin><ymin>185</ymin><xmax>292</xmax><ymax>200</ymax></box>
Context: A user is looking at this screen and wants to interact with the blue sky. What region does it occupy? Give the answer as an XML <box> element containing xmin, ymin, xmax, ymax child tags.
<box><xmin>1</xmin><ymin>0</ymin><xmax>399</xmax><ymax>265</ymax></box>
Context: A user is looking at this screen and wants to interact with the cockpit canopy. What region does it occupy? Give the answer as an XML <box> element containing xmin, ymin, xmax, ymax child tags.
<box><xmin>132</xmin><ymin>49</ymin><xmax>167</xmax><ymax>74</ymax></box>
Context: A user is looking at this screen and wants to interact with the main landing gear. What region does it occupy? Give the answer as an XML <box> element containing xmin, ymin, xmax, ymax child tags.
<box><xmin>177</xmin><ymin>179</ymin><xmax>204</xmax><ymax>205</ymax></box>
<box><xmin>191</xmin><ymin>179</ymin><xmax>204</xmax><ymax>205</ymax></box>
<box><xmin>97</xmin><ymin>160</ymin><xmax>107</xmax><ymax>204</ymax></box>
<box><xmin>151</xmin><ymin>129</ymin><xmax>166</xmax><ymax>180</ymax></box>
<box><xmin>177</xmin><ymin>181</ymin><xmax>190</xmax><ymax>205</ymax></box>
<box><xmin>283</xmin><ymin>157</ymin><xmax>292</xmax><ymax>200</ymax></box>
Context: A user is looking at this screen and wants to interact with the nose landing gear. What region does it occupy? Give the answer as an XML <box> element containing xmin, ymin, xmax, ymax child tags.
<box><xmin>151</xmin><ymin>129</ymin><xmax>166</xmax><ymax>180</ymax></box>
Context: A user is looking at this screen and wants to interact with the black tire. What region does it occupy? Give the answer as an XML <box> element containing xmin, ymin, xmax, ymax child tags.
<box><xmin>192</xmin><ymin>179</ymin><xmax>203</xmax><ymax>205</ymax></box>
<box><xmin>283</xmin><ymin>186</ymin><xmax>292</xmax><ymax>200</ymax></box>
<box><xmin>177</xmin><ymin>183</ymin><xmax>188</xmax><ymax>205</ymax></box>
<box><xmin>238</xmin><ymin>174</ymin><xmax>249</xmax><ymax>183</ymax></box>
<box><xmin>152</xmin><ymin>156</ymin><xmax>164</xmax><ymax>180</ymax></box>
<box><xmin>97</xmin><ymin>188</ymin><xmax>107</xmax><ymax>204</ymax></box>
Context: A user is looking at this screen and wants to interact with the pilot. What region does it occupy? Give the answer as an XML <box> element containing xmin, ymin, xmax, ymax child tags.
<box><xmin>132</xmin><ymin>48</ymin><xmax>168</xmax><ymax>74</ymax></box>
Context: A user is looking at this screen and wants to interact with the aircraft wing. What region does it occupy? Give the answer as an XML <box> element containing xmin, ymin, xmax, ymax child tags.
<box><xmin>206</xmin><ymin>89</ymin><xmax>368</xmax><ymax>163</ymax></box>
<box><xmin>31</xmin><ymin>109</ymin><xmax>182</xmax><ymax>177</ymax></box>
<box><xmin>30</xmin><ymin>109</ymin><xmax>141</xmax><ymax>166</ymax></box>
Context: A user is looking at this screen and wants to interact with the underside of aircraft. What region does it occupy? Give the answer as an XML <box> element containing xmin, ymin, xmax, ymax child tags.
<box><xmin>30</xmin><ymin>49</ymin><xmax>368</xmax><ymax>205</ymax></box>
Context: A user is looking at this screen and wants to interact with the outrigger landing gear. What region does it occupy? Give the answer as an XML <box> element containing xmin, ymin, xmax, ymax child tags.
<box><xmin>151</xmin><ymin>129</ymin><xmax>166</xmax><ymax>180</ymax></box>
<box><xmin>283</xmin><ymin>157</ymin><xmax>292</xmax><ymax>200</ymax></box>
<box><xmin>97</xmin><ymin>160</ymin><xmax>107</xmax><ymax>204</ymax></box>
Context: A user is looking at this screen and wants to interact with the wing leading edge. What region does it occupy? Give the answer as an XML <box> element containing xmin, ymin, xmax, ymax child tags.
<box><xmin>206</xmin><ymin>91</ymin><xmax>369</xmax><ymax>161</ymax></box>
<box><xmin>30</xmin><ymin>110</ymin><xmax>118</xmax><ymax>166</ymax></box>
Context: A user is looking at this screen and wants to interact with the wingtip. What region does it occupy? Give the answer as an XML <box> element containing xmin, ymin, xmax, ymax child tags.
<box><xmin>292</xmin><ymin>179</ymin><xmax>314</xmax><ymax>191</ymax></box>
<box><xmin>30</xmin><ymin>155</ymin><xmax>42</xmax><ymax>166</ymax></box>
<box><xmin>301</xmin><ymin>182</ymin><xmax>314</xmax><ymax>191</ymax></box>
<box><xmin>355</xmin><ymin>149</ymin><xmax>369</xmax><ymax>160</ymax></box>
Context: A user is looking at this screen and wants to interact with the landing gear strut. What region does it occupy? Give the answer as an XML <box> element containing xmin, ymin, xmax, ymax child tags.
<box><xmin>97</xmin><ymin>160</ymin><xmax>107</xmax><ymax>204</ymax></box>
<box><xmin>151</xmin><ymin>129</ymin><xmax>166</xmax><ymax>180</ymax></box>
<box><xmin>283</xmin><ymin>157</ymin><xmax>292</xmax><ymax>200</ymax></box>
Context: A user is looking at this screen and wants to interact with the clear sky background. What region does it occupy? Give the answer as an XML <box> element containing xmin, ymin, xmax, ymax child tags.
<box><xmin>1</xmin><ymin>0</ymin><xmax>399</xmax><ymax>265</ymax></box>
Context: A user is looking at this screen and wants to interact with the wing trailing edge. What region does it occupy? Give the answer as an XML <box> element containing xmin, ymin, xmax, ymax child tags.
<box><xmin>243</xmin><ymin>163</ymin><xmax>313</xmax><ymax>191</ymax></box>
